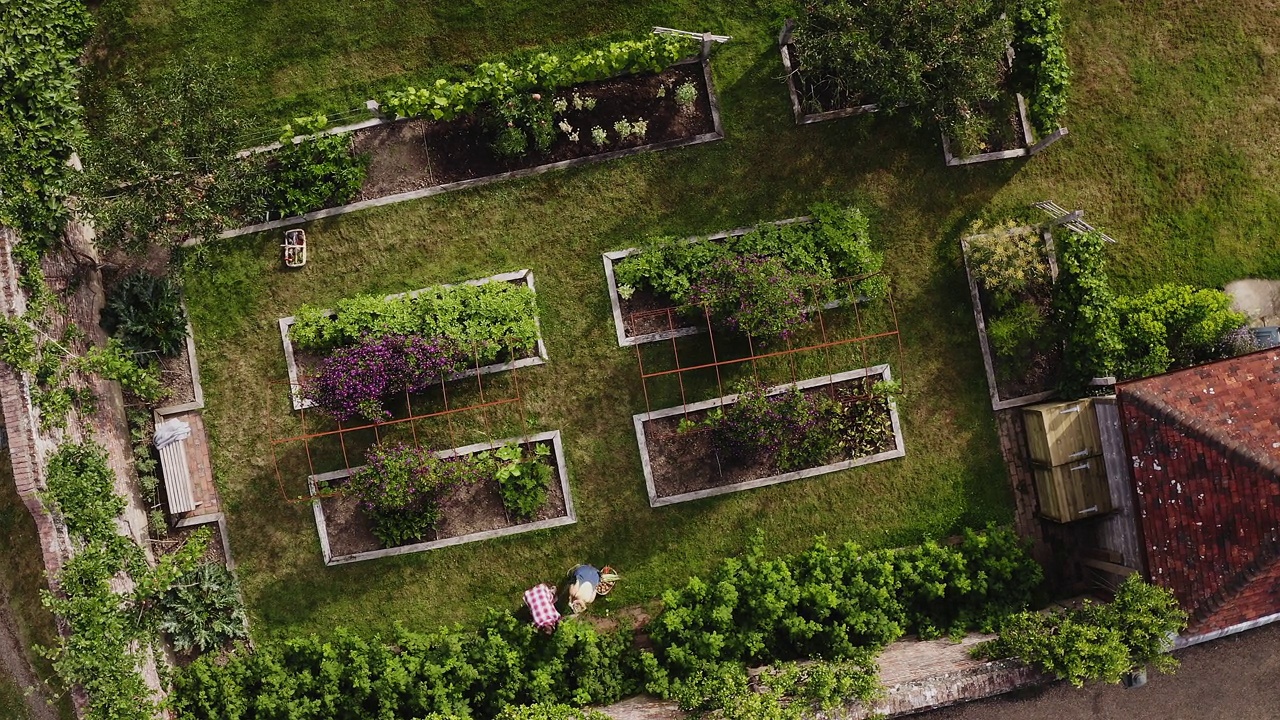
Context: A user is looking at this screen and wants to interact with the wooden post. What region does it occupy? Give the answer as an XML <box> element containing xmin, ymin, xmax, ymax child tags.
<box><xmin>1029</xmin><ymin>127</ymin><xmax>1070</xmax><ymax>155</ymax></box>
<box><xmin>700</xmin><ymin>32</ymin><xmax>711</xmax><ymax>59</ymax></box>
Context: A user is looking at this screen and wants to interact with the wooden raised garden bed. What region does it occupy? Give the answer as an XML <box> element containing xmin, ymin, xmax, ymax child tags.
<box><xmin>961</xmin><ymin>228</ymin><xmax>1062</xmax><ymax>411</ymax></box>
<box><xmin>220</xmin><ymin>55</ymin><xmax>724</xmax><ymax>240</ymax></box>
<box><xmin>633</xmin><ymin>366</ymin><xmax>905</xmax><ymax>507</ymax></box>
<box><xmin>155</xmin><ymin>303</ymin><xmax>205</xmax><ymax>415</ymax></box>
<box><xmin>278</xmin><ymin>268</ymin><xmax>548</xmax><ymax>411</ymax></box>
<box><xmin>778</xmin><ymin>19</ymin><xmax>881</xmax><ymax>125</ymax></box>
<box><xmin>308</xmin><ymin>430</ymin><xmax>575</xmax><ymax>565</ymax></box>
<box><xmin>603</xmin><ymin>216</ymin><xmax>870</xmax><ymax>347</ymax></box>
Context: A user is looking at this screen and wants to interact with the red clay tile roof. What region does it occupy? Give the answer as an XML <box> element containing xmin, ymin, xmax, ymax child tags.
<box><xmin>1117</xmin><ymin>348</ymin><xmax>1280</xmax><ymax>627</ymax></box>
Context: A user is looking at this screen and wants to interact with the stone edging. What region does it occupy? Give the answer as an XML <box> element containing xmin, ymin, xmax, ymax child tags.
<box><xmin>960</xmin><ymin>229</ymin><xmax>1060</xmax><ymax>411</ymax></box>
<box><xmin>155</xmin><ymin>302</ymin><xmax>205</xmax><ymax>416</ymax></box>
<box><xmin>308</xmin><ymin>430</ymin><xmax>575</xmax><ymax>565</ymax></box>
<box><xmin>777</xmin><ymin>20</ymin><xmax>880</xmax><ymax>125</ymax></box>
<box><xmin>633</xmin><ymin>365</ymin><xmax>905</xmax><ymax>507</ymax></box>
<box><xmin>602</xmin><ymin>216</ymin><xmax>841</xmax><ymax>347</ymax></box>
<box><xmin>278</xmin><ymin>268</ymin><xmax>549</xmax><ymax>411</ymax></box>
<box><xmin>208</xmin><ymin>57</ymin><xmax>725</xmax><ymax>242</ymax></box>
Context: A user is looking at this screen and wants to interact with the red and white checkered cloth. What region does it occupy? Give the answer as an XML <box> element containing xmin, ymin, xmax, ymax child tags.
<box><xmin>524</xmin><ymin>584</ymin><xmax>560</xmax><ymax>629</ymax></box>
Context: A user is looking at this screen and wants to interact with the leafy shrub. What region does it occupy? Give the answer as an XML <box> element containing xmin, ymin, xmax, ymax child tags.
<box><xmin>302</xmin><ymin>334</ymin><xmax>465</xmax><ymax>422</ymax></box>
<box><xmin>381</xmin><ymin>34</ymin><xmax>696</xmax><ymax>120</ymax></box>
<box><xmin>171</xmin><ymin>610</ymin><xmax>642</xmax><ymax>720</ymax></box>
<box><xmin>1054</xmin><ymin>229</ymin><xmax>1121</xmax><ymax>392</ymax></box>
<box><xmin>615</xmin><ymin>204</ymin><xmax>884</xmax><ymax>337</ymax></box>
<box><xmin>480</xmin><ymin>442</ymin><xmax>554</xmax><ymax>520</ymax></box>
<box><xmin>659</xmin><ymin>656</ymin><xmax>881</xmax><ymax>720</ymax></box>
<box><xmin>290</xmin><ymin>281</ymin><xmax>540</xmax><ymax>360</ymax></box>
<box><xmin>155</xmin><ymin>562</ymin><xmax>249</xmax><ymax>654</ymax></box>
<box><xmin>686</xmin><ymin>254</ymin><xmax>825</xmax><ymax>338</ymax></box>
<box><xmin>44</xmin><ymin>442</ymin><xmax>126</xmax><ymax>543</ymax></box>
<box><xmin>988</xmin><ymin>300</ymin><xmax>1046</xmax><ymax>361</ymax></box>
<box><xmin>270</xmin><ymin>115</ymin><xmax>369</xmax><ymax>217</ymax></box>
<box><xmin>1112</xmin><ymin>285</ymin><xmax>1247</xmax><ymax>379</ymax></box>
<box><xmin>791</xmin><ymin>0</ymin><xmax>1011</xmax><ymax>138</ymax></box>
<box><xmin>1012</xmin><ymin>0</ymin><xmax>1070</xmax><ymax>136</ymax></box>
<box><xmin>101</xmin><ymin>271</ymin><xmax>189</xmax><ymax>357</ymax></box>
<box><xmin>976</xmin><ymin>574</ymin><xmax>1187</xmax><ymax>686</ymax></box>
<box><xmin>647</xmin><ymin>527</ymin><xmax>1041</xmax><ymax>677</ymax></box>
<box><xmin>965</xmin><ymin>224</ymin><xmax>1052</xmax><ymax>308</ymax></box>
<box><xmin>348</xmin><ymin>442</ymin><xmax>488</xmax><ymax>547</ymax></box>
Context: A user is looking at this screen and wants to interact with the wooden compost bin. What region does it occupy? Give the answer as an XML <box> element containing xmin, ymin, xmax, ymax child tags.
<box><xmin>1024</xmin><ymin>399</ymin><xmax>1113</xmax><ymax>523</ymax></box>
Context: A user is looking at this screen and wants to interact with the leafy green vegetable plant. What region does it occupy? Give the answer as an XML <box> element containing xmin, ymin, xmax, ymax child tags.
<box><xmin>480</xmin><ymin>442</ymin><xmax>554</xmax><ymax>520</ymax></box>
<box><xmin>155</xmin><ymin>562</ymin><xmax>249</xmax><ymax>654</ymax></box>
<box><xmin>1012</xmin><ymin>0</ymin><xmax>1070</xmax><ymax>136</ymax></box>
<box><xmin>102</xmin><ymin>271</ymin><xmax>189</xmax><ymax>358</ymax></box>
<box><xmin>269</xmin><ymin>115</ymin><xmax>369</xmax><ymax>217</ymax></box>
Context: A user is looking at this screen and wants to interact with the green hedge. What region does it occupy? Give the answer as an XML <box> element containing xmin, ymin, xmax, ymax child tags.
<box><xmin>170</xmin><ymin>527</ymin><xmax>1040</xmax><ymax>719</ymax></box>
<box><xmin>290</xmin><ymin>281</ymin><xmax>540</xmax><ymax>363</ymax></box>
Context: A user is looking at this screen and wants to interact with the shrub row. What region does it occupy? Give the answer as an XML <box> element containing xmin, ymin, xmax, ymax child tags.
<box><xmin>645</xmin><ymin>526</ymin><xmax>1042</xmax><ymax>680</ymax></box>
<box><xmin>381</xmin><ymin>34</ymin><xmax>697</xmax><ymax>121</ymax></box>
<box><xmin>975</xmin><ymin>573</ymin><xmax>1187</xmax><ymax>686</ymax></box>
<box><xmin>171</xmin><ymin>611</ymin><xmax>642</xmax><ymax>720</ymax></box>
<box><xmin>290</xmin><ymin>281</ymin><xmax>539</xmax><ymax>358</ymax></box>
<box><xmin>614</xmin><ymin>204</ymin><xmax>885</xmax><ymax>337</ymax></box>
<box><xmin>170</xmin><ymin>527</ymin><xmax>1040</xmax><ymax>719</ymax></box>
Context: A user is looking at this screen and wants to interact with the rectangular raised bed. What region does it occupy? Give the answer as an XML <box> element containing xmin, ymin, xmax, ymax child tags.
<box><xmin>633</xmin><ymin>365</ymin><xmax>906</xmax><ymax>507</ymax></box>
<box><xmin>279</xmin><ymin>268</ymin><xmax>548</xmax><ymax>411</ymax></box>
<box><xmin>778</xmin><ymin>19</ymin><xmax>880</xmax><ymax>125</ymax></box>
<box><xmin>603</xmin><ymin>216</ymin><xmax>869</xmax><ymax>347</ymax></box>
<box><xmin>213</xmin><ymin>55</ymin><xmax>725</xmax><ymax>242</ymax></box>
<box><xmin>155</xmin><ymin>302</ymin><xmax>205</xmax><ymax>416</ymax></box>
<box><xmin>308</xmin><ymin>430</ymin><xmax>575</xmax><ymax>565</ymax></box>
<box><xmin>961</xmin><ymin>229</ymin><xmax>1060</xmax><ymax>411</ymax></box>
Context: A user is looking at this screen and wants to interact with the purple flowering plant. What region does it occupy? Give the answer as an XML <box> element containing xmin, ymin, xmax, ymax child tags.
<box><xmin>302</xmin><ymin>334</ymin><xmax>466</xmax><ymax>422</ymax></box>
<box><xmin>707</xmin><ymin>383</ymin><xmax>845</xmax><ymax>472</ymax></box>
<box><xmin>347</xmin><ymin>442</ymin><xmax>488</xmax><ymax>547</ymax></box>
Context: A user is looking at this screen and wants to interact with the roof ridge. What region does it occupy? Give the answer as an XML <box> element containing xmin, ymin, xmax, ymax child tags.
<box><xmin>1122</xmin><ymin>385</ymin><xmax>1280</xmax><ymax>481</ymax></box>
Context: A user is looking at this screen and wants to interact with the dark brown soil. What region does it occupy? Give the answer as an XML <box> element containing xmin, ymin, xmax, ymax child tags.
<box><xmin>319</xmin><ymin>440</ymin><xmax>568</xmax><ymax>556</ymax></box>
<box><xmin>155</xmin><ymin>521</ymin><xmax>227</xmax><ymax>567</ymax></box>
<box><xmin>157</xmin><ymin>340</ymin><xmax>197</xmax><ymax>406</ymax></box>
<box><xmin>620</xmin><ymin>286</ymin><xmax>697</xmax><ymax>338</ymax></box>
<box><xmin>644</xmin><ymin>377</ymin><xmax>896</xmax><ymax>499</ymax></box>
<box><xmin>354</xmin><ymin>63</ymin><xmax>715</xmax><ymax>199</ymax></box>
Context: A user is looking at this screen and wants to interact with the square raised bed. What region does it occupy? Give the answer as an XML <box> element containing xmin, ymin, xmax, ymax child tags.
<box><xmin>278</xmin><ymin>268</ymin><xmax>548</xmax><ymax>411</ymax></box>
<box><xmin>308</xmin><ymin>430</ymin><xmax>576</xmax><ymax>565</ymax></box>
<box><xmin>633</xmin><ymin>365</ymin><xmax>905</xmax><ymax>507</ymax></box>
<box><xmin>778</xmin><ymin>19</ymin><xmax>881</xmax><ymax>125</ymax></box>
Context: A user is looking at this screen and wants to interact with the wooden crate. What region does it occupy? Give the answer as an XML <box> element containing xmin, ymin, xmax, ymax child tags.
<box><xmin>1034</xmin><ymin>459</ymin><xmax>1114</xmax><ymax>523</ymax></box>
<box><xmin>1023</xmin><ymin>399</ymin><xmax>1103</xmax><ymax>466</ymax></box>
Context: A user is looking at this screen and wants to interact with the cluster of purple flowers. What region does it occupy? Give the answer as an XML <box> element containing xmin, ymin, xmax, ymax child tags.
<box><xmin>348</xmin><ymin>441</ymin><xmax>490</xmax><ymax>547</ymax></box>
<box><xmin>684</xmin><ymin>255</ymin><xmax>822</xmax><ymax>339</ymax></box>
<box><xmin>302</xmin><ymin>334</ymin><xmax>465</xmax><ymax>422</ymax></box>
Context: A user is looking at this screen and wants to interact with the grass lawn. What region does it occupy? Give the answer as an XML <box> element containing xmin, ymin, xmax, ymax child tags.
<box><xmin>102</xmin><ymin>0</ymin><xmax>1280</xmax><ymax>641</ymax></box>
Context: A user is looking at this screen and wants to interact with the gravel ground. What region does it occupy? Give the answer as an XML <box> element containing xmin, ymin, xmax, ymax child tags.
<box><xmin>919</xmin><ymin>623</ymin><xmax>1280</xmax><ymax>720</ymax></box>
